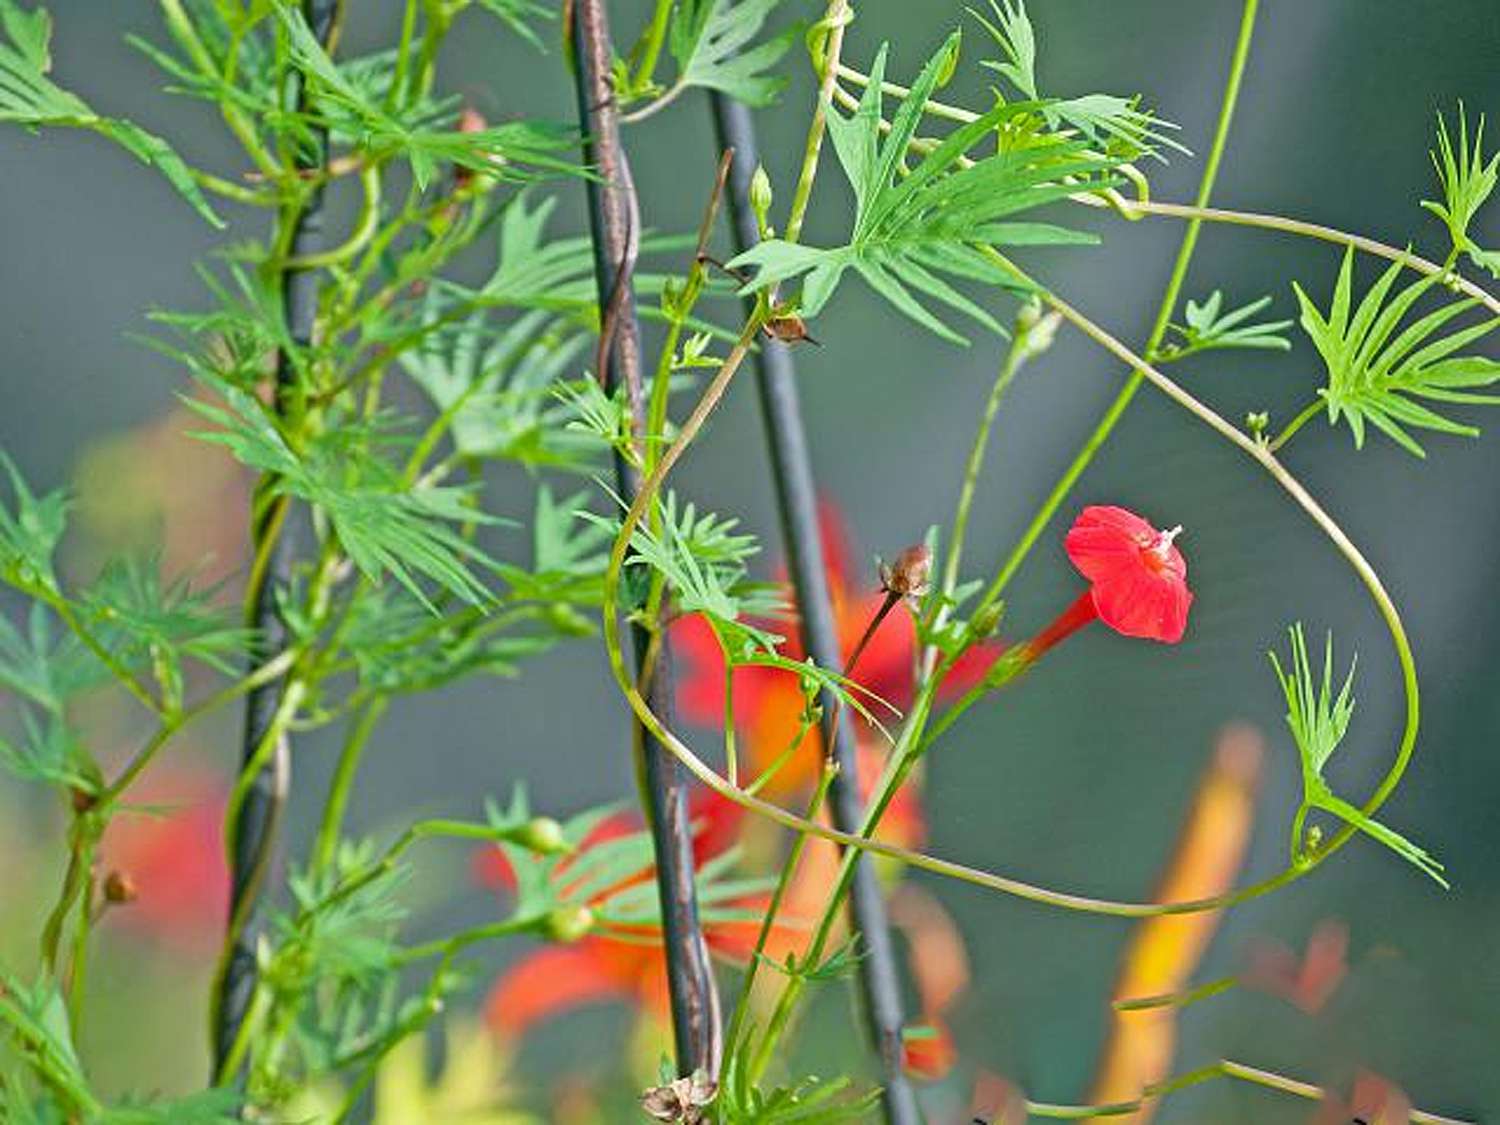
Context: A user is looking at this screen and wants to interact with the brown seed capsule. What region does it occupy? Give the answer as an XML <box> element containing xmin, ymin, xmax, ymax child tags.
<box><xmin>763</xmin><ymin>314</ymin><xmax>819</xmax><ymax>346</ymax></box>
<box><xmin>640</xmin><ymin>1070</ymin><xmax>717</xmax><ymax>1123</ymax></box>
<box><xmin>880</xmin><ymin>542</ymin><xmax>933</xmax><ymax>604</ymax></box>
<box><xmin>103</xmin><ymin>870</ymin><xmax>137</xmax><ymax>905</ymax></box>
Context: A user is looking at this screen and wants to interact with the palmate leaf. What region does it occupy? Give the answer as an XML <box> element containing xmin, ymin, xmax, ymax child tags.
<box><xmin>730</xmin><ymin>32</ymin><xmax>1112</xmax><ymax>344</ymax></box>
<box><xmin>1270</xmin><ymin>624</ymin><xmax>1446</xmax><ymax>888</ymax></box>
<box><xmin>183</xmin><ymin>384</ymin><xmax>501</xmax><ymax>610</ymax></box>
<box><xmin>1293</xmin><ymin>247</ymin><xmax>1500</xmax><ymax>456</ymax></box>
<box><xmin>1422</xmin><ymin>104</ymin><xmax>1499</xmax><ymax>276</ymax></box>
<box><xmin>583</xmin><ymin>489</ymin><xmax>786</xmax><ymax>656</ymax></box>
<box><xmin>1161</xmin><ymin>290</ymin><xmax>1292</xmax><ymax>360</ymax></box>
<box><xmin>972</xmin><ymin>0</ymin><xmax>1186</xmax><ymax>162</ymax></box>
<box><xmin>0</xmin><ymin>0</ymin><xmax>223</xmax><ymax>226</ymax></box>
<box><xmin>0</xmin><ymin>603</ymin><xmax>103</xmax><ymax>714</ymax></box>
<box><xmin>667</xmin><ymin>0</ymin><xmax>795</xmax><ymax>108</ymax></box>
<box><xmin>397</xmin><ymin>291</ymin><xmax>597</xmax><ymax>470</ymax></box>
<box><xmin>81</xmin><ymin>556</ymin><xmax>249</xmax><ymax>712</ymax></box>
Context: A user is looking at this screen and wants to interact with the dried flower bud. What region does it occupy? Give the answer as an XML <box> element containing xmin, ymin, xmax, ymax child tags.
<box><xmin>880</xmin><ymin>543</ymin><xmax>933</xmax><ymax>604</ymax></box>
<box><xmin>764</xmin><ymin>314</ymin><xmax>818</xmax><ymax>346</ymax></box>
<box><xmin>749</xmin><ymin>163</ymin><xmax>774</xmax><ymax>236</ymax></box>
<box><xmin>640</xmin><ymin>1070</ymin><xmax>717</xmax><ymax>1123</ymax></box>
<box><xmin>543</xmin><ymin>904</ymin><xmax>595</xmax><ymax>943</ymax></box>
<box><xmin>517</xmin><ymin>816</ymin><xmax>567</xmax><ymax>855</ymax></box>
<box><xmin>71</xmin><ymin>787</ymin><xmax>98</xmax><ymax>814</ymax></box>
<box><xmin>103</xmin><ymin>870</ymin><xmax>137</xmax><ymax>905</ymax></box>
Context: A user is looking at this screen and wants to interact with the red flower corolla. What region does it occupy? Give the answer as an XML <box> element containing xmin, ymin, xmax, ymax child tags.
<box><xmin>673</xmin><ymin>504</ymin><xmax>998</xmax><ymax>798</ymax></box>
<box><xmin>1030</xmin><ymin>505</ymin><xmax>1194</xmax><ymax>655</ymax></box>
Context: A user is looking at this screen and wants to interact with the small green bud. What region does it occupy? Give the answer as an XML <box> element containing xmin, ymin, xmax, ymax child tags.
<box><xmin>1017</xmin><ymin>304</ymin><xmax>1062</xmax><ymax>360</ymax></box>
<box><xmin>933</xmin><ymin>29</ymin><xmax>962</xmax><ymax>89</ymax></box>
<box><xmin>1246</xmin><ymin>410</ymin><xmax>1270</xmax><ymax>439</ymax></box>
<box><xmin>544</xmin><ymin>904</ymin><xmax>595</xmax><ymax>943</ymax></box>
<box><xmin>749</xmin><ymin>163</ymin><xmax>774</xmax><ymax>237</ymax></box>
<box><xmin>518</xmin><ymin>816</ymin><xmax>568</xmax><ymax>855</ymax></box>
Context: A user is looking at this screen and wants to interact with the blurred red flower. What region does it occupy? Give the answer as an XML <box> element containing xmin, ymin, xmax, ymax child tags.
<box><xmin>673</xmin><ymin>503</ymin><xmax>997</xmax><ymax>799</ymax></box>
<box><xmin>96</xmin><ymin>767</ymin><xmax>229</xmax><ymax>953</ymax></box>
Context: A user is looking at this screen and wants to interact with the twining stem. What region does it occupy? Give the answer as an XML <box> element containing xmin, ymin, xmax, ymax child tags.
<box><xmin>215</xmin><ymin>0</ymin><xmax>338</xmax><ymax>1086</ymax></box>
<box><xmin>1016</xmin><ymin>1057</ymin><xmax>1470</xmax><ymax>1122</ymax></box>
<box><xmin>1107</xmin><ymin>200</ymin><xmax>1500</xmax><ymax>318</ymax></box>
<box><xmin>784</xmin><ymin>0</ymin><xmax>853</xmax><ymax>246</ymax></box>
<box><xmin>572</xmin><ymin>0</ymin><xmax>722</xmax><ymax>1079</ymax></box>
<box><xmin>711</xmin><ymin>11</ymin><xmax>920</xmax><ymax>1113</ymax></box>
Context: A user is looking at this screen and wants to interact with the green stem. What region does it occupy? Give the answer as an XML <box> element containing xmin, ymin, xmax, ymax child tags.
<box><xmin>724</xmin><ymin>763</ymin><xmax>836</xmax><ymax>1067</ymax></box>
<box><xmin>1268</xmin><ymin>399</ymin><xmax>1323</xmax><ymax>452</ymax></box>
<box><xmin>1112</xmin><ymin>200</ymin><xmax>1500</xmax><ymax>317</ymax></box>
<box><xmin>311</xmin><ymin>694</ymin><xmax>390</xmax><ymax>876</ymax></box>
<box><xmin>284</xmin><ymin>164</ymin><xmax>382</xmax><ymax>270</ymax></box>
<box><xmin>739</xmin><ymin>765</ymin><xmax>837</xmax><ymax>1082</ymax></box>
<box><xmin>783</xmin><ymin>0</ymin><xmax>852</xmax><ymax>246</ymax></box>
<box><xmin>631</xmin><ymin>0</ymin><xmax>675</xmax><ymax>92</ymax></box>
<box><xmin>921</xmin><ymin>317</ymin><xmax>1043</xmax><ymax>676</ymax></box>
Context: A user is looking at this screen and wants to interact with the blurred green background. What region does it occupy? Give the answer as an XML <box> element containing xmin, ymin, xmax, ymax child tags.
<box><xmin>1</xmin><ymin>1</ymin><xmax>1497</xmax><ymax>1121</ymax></box>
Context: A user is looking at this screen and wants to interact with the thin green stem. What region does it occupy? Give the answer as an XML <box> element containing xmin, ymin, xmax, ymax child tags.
<box><xmin>311</xmin><ymin>694</ymin><xmax>390</xmax><ymax>876</ymax></box>
<box><xmin>783</xmin><ymin>0</ymin><xmax>852</xmax><ymax>246</ymax></box>
<box><xmin>630</xmin><ymin>0</ymin><xmax>675</xmax><ymax>93</ymax></box>
<box><xmin>1109</xmin><ymin>200</ymin><xmax>1500</xmax><ymax>318</ymax></box>
<box><xmin>1268</xmin><ymin>399</ymin><xmax>1324</xmax><ymax>452</ymax></box>
<box><xmin>723</xmin><ymin>763</ymin><xmax>836</xmax><ymax>1066</ymax></box>
<box><xmin>284</xmin><ymin>164</ymin><xmax>382</xmax><ymax>270</ymax></box>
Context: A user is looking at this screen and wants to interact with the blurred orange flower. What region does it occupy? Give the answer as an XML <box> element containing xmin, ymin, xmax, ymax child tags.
<box><xmin>673</xmin><ymin>503</ymin><xmax>997</xmax><ymax>799</ymax></box>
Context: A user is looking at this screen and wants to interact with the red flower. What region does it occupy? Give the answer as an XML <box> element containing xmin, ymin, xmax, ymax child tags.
<box><xmin>1029</xmin><ymin>505</ymin><xmax>1194</xmax><ymax>656</ymax></box>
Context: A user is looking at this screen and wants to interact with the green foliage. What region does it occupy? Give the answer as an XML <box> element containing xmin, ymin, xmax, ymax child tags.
<box><xmin>82</xmin><ymin>557</ymin><xmax>247</xmax><ymax>712</ymax></box>
<box><xmin>972</xmin><ymin>0</ymin><xmax>1185</xmax><ymax>161</ymax></box>
<box><xmin>586</xmin><ymin>489</ymin><xmax>785</xmax><ymax>655</ymax></box>
<box><xmin>1293</xmin><ymin>247</ymin><xmax>1500</xmax><ymax>456</ymax></box>
<box><xmin>1423</xmin><ymin>105</ymin><xmax>1500</xmax><ymax>278</ymax></box>
<box><xmin>1270</xmin><ymin>624</ymin><xmax>1446</xmax><ymax>887</ymax></box>
<box><xmin>185</xmin><ymin>384</ymin><xmax>502</xmax><ymax>609</ymax></box>
<box><xmin>716</xmin><ymin>1031</ymin><xmax>881</xmax><ymax>1124</ymax></box>
<box><xmin>471</xmin><ymin>0</ymin><xmax>553</xmax><ymax>52</ymax></box>
<box><xmin>0</xmin><ymin>0</ymin><xmax>223</xmax><ymax>225</ymax></box>
<box><xmin>0</xmin><ymin>454</ymin><xmax>68</xmax><ymax>597</ymax></box>
<box><xmin>731</xmin><ymin>33</ymin><xmax>1112</xmax><ymax>343</ymax></box>
<box><xmin>275</xmin><ymin>3</ymin><xmax>575</xmax><ymax>191</ymax></box>
<box><xmin>1160</xmin><ymin>291</ymin><xmax>1293</xmax><ymax>360</ymax></box>
<box><xmin>0</xmin><ymin>604</ymin><xmax>101</xmax><ymax>715</ymax></box>
<box><xmin>668</xmin><ymin>0</ymin><xmax>796</xmax><ymax>107</ymax></box>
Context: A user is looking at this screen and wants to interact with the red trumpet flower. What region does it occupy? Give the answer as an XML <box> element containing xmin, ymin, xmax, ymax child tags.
<box><xmin>1029</xmin><ymin>505</ymin><xmax>1194</xmax><ymax>656</ymax></box>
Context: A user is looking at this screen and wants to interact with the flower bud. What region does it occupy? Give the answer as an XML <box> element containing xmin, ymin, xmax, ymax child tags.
<box><xmin>543</xmin><ymin>904</ymin><xmax>595</xmax><ymax>943</ymax></box>
<box><xmin>881</xmin><ymin>543</ymin><xmax>933</xmax><ymax>603</ymax></box>
<box><xmin>749</xmin><ymin>163</ymin><xmax>773</xmax><ymax>236</ymax></box>
<box><xmin>518</xmin><ymin>816</ymin><xmax>567</xmax><ymax>855</ymax></box>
